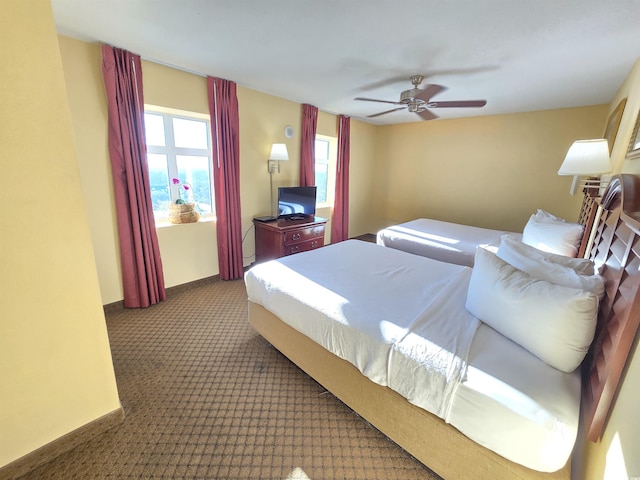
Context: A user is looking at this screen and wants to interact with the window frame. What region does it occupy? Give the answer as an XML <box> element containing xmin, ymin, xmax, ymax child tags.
<box><xmin>315</xmin><ymin>134</ymin><xmax>337</xmax><ymax>208</ymax></box>
<box><xmin>143</xmin><ymin>106</ymin><xmax>214</xmax><ymax>223</ymax></box>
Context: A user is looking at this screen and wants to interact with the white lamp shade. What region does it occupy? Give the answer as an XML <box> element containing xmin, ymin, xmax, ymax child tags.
<box><xmin>558</xmin><ymin>139</ymin><xmax>611</xmax><ymax>176</ymax></box>
<box><xmin>269</xmin><ymin>143</ymin><xmax>289</xmax><ymax>161</ymax></box>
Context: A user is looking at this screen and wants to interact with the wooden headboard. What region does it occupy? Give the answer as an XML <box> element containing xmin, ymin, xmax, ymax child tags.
<box><xmin>582</xmin><ymin>174</ymin><xmax>640</xmax><ymax>441</ymax></box>
<box><xmin>577</xmin><ymin>194</ymin><xmax>600</xmax><ymax>258</ymax></box>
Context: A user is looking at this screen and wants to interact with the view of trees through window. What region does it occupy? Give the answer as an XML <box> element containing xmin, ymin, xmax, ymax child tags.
<box><xmin>144</xmin><ymin>111</ymin><xmax>213</xmax><ymax>220</ymax></box>
<box><xmin>314</xmin><ymin>135</ymin><xmax>338</xmax><ymax>205</ymax></box>
<box><xmin>315</xmin><ymin>138</ymin><xmax>330</xmax><ymax>203</ymax></box>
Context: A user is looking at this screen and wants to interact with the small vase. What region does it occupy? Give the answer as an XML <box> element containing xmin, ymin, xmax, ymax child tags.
<box><xmin>169</xmin><ymin>203</ymin><xmax>200</xmax><ymax>224</ymax></box>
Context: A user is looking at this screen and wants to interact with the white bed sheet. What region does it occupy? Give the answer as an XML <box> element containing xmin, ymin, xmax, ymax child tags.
<box><xmin>387</xmin><ymin>269</ymin><xmax>479</xmax><ymax>418</ymax></box>
<box><xmin>244</xmin><ymin>240</ymin><xmax>579</xmax><ymax>473</ymax></box>
<box><xmin>377</xmin><ymin>218</ymin><xmax>521</xmax><ymax>266</ymax></box>
<box><xmin>245</xmin><ymin>240</ymin><xmax>468</xmax><ymax>387</ymax></box>
<box><xmin>448</xmin><ymin>324</ymin><xmax>581</xmax><ymax>472</ymax></box>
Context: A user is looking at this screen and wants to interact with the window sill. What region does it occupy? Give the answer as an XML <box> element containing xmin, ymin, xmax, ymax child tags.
<box><xmin>155</xmin><ymin>215</ymin><xmax>216</xmax><ymax>229</ymax></box>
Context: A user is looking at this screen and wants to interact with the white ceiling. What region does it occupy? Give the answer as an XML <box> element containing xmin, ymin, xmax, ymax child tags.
<box><xmin>52</xmin><ymin>0</ymin><xmax>640</xmax><ymax>125</ymax></box>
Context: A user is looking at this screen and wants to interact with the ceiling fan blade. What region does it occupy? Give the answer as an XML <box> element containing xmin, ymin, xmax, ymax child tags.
<box><xmin>416</xmin><ymin>109</ymin><xmax>438</xmax><ymax>121</ymax></box>
<box><xmin>415</xmin><ymin>84</ymin><xmax>447</xmax><ymax>102</ymax></box>
<box><xmin>354</xmin><ymin>97</ymin><xmax>401</xmax><ymax>105</ymax></box>
<box><xmin>367</xmin><ymin>107</ymin><xmax>407</xmax><ymax>118</ymax></box>
<box><xmin>427</xmin><ymin>100</ymin><xmax>487</xmax><ymax>108</ymax></box>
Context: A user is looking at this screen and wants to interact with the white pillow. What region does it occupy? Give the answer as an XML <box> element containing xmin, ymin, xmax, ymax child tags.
<box><xmin>499</xmin><ymin>234</ymin><xmax>596</xmax><ymax>275</ymax></box>
<box><xmin>522</xmin><ymin>213</ymin><xmax>584</xmax><ymax>257</ymax></box>
<box><xmin>496</xmin><ymin>236</ymin><xmax>605</xmax><ymax>303</ymax></box>
<box><xmin>496</xmin><ymin>240</ymin><xmax>605</xmax><ymax>299</ymax></box>
<box><xmin>534</xmin><ymin>209</ymin><xmax>564</xmax><ymax>223</ymax></box>
<box><xmin>466</xmin><ymin>247</ymin><xmax>599</xmax><ymax>372</ymax></box>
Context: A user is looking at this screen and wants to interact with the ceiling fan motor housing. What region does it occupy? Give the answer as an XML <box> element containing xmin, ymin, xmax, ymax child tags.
<box><xmin>400</xmin><ymin>88</ymin><xmax>425</xmax><ymax>104</ymax></box>
<box><xmin>401</xmin><ymin>75</ymin><xmax>427</xmax><ymax>105</ymax></box>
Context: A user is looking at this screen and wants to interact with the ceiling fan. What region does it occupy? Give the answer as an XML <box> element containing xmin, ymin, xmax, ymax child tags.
<box><xmin>354</xmin><ymin>74</ymin><xmax>487</xmax><ymax>121</ymax></box>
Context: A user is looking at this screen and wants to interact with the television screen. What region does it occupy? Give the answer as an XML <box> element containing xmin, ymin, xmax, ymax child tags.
<box><xmin>277</xmin><ymin>186</ymin><xmax>317</xmax><ymax>219</ymax></box>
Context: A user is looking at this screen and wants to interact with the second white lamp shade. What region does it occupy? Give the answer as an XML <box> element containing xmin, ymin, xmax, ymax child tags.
<box><xmin>557</xmin><ymin>139</ymin><xmax>610</xmax><ymax>176</ymax></box>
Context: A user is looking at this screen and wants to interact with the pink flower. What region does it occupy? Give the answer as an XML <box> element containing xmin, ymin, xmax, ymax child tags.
<box><xmin>171</xmin><ymin>178</ymin><xmax>194</xmax><ymax>204</ymax></box>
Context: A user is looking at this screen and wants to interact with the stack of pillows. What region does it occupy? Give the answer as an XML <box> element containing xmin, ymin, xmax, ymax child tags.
<box><xmin>466</xmin><ymin>210</ymin><xmax>605</xmax><ymax>373</ymax></box>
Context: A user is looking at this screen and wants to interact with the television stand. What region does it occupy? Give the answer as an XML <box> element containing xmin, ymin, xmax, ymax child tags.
<box><xmin>253</xmin><ymin>216</ymin><xmax>327</xmax><ymax>263</ymax></box>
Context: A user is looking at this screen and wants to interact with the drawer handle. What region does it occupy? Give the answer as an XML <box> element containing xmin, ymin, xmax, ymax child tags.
<box><xmin>290</xmin><ymin>246</ymin><xmax>299</xmax><ymax>253</ymax></box>
<box><xmin>311</xmin><ymin>241</ymin><xmax>318</xmax><ymax>248</ymax></box>
<box><xmin>292</xmin><ymin>233</ymin><xmax>301</xmax><ymax>240</ymax></box>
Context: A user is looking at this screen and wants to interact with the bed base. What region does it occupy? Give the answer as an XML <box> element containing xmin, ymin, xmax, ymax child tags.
<box><xmin>249</xmin><ymin>301</ymin><xmax>570</xmax><ymax>480</ymax></box>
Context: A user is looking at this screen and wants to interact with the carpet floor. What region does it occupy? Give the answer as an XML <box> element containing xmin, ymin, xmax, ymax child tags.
<box><xmin>20</xmin><ymin>277</ymin><xmax>440</xmax><ymax>480</ymax></box>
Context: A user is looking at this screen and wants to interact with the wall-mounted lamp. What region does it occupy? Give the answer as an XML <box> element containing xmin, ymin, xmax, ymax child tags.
<box><xmin>558</xmin><ymin>139</ymin><xmax>611</xmax><ymax>196</ymax></box>
<box><xmin>268</xmin><ymin>143</ymin><xmax>289</xmax><ymax>174</ymax></box>
<box><xmin>267</xmin><ymin>143</ymin><xmax>289</xmax><ymax>217</ymax></box>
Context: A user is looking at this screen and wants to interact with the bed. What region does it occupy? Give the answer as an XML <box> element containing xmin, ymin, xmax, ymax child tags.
<box><xmin>376</xmin><ymin>207</ymin><xmax>592</xmax><ymax>266</ymax></box>
<box><xmin>376</xmin><ymin>218</ymin><xmax>520</xmax><ymax>266</ymax></box>
<box><xmin>244</xmin><ymin>174</ymin><xmax>640</xmax><ymax>480</ymax></box>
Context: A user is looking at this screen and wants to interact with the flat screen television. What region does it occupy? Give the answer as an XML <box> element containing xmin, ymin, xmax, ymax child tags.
<box><xmin>277</xmin><ymin>186</ymin><xmax>317</xmax><ymax>220</ymax></box>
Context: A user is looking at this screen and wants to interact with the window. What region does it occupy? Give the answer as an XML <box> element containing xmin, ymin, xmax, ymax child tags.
<box><xmin>315</xmin><ymin>135</ymin><xmax>337</xmax><ymax>206</ymax></box>
<box><xmin>144</xmin><ymin>108</ymin><xmax>213</xmax><ymax>220</ymax></box>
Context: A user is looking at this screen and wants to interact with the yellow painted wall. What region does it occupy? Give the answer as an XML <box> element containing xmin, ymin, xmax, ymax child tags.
<box><xmin>371</xmin><ymin>106</ymin><xmax>608</xmax><ymax>234</ymax></box>
<box><xmin>619</xmin><ymin>57</ymin><xmax>640</xmax><ymax>174</ymax></box>
<box><xmin>0</xmin><ymin>0</ymin><xmax>120</xmax><ymax>468</ymax></box>
<box><xmin>345</xmin><ymin>119</ymin><xmax>378</xmax><ymax>237</ymax></box>
<box><xmin>58</xmin><ymin>37</ymin><xmax>379</xmax><ymax>303</ymax></box>
<box><xmin>57</xmin><ymin>36</ymin><xmax>123</xmax><ymax>304</ymax></box>
<box><xmin>575</xmin><ymin>57</ymin><xmax>640</xmax><ymax>480</ymax></box>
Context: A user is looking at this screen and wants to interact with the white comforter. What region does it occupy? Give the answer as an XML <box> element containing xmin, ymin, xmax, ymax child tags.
<box><xmin>245</xmin><ymin>240</ymin><xmax>479</xmax><ymax>416</ymax></box>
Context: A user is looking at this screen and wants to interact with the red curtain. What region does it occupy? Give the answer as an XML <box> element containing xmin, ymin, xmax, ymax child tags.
<box><xmin>207</xmin><ymin>77</ymin><xmax>244</xmax><ymax>280</ymax></box>
<box><xmin>331</xmin><ymin>115</ymin><xmax>351</xmax><ymax>243</ymax></box>
<box><xmin>299</xmin><ymin>104</ymin><xmax>318</xmax><ymax>186</ymax></box>
<box><xmin>101</xmin><ymin>45</ymin><xmax>166</xmax><ymax>308</ymax></box>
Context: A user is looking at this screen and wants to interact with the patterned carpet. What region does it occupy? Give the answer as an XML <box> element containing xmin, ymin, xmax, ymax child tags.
<box><xmin>20</xmin><ymin>277</ymin><xmax>440</xmax><ymax>480</ymax></box>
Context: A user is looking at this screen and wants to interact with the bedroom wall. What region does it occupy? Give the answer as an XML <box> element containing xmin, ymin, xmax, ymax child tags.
<box><xmin>576</xmin><ymin>56</ymin><xmax>640</xmax><ymax>480</ymax></box>
<box><xmin>0</xmin><ymin>0</ymin><xmax>121</xmax><ymax>468</ymax></box>
<box><xmin>370</xmin><ymin>105</ymin><xmax>608</xmax><ymax>234</ymax></box>
<box><xmin>56</xmin><ymin>37</ymin><xmax>123</xmax><ymax>304</ymax></box>
<box><xmin>58</xmin><ymin>35</ymin><xmax>378</xmax><ymax>304</ymax></box>
<box><xmin>616</xmin><ymin>57</ymin><xmax>640</xmax><ymax>174</ymax></box>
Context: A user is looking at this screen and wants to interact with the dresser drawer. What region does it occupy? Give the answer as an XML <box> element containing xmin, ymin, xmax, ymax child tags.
<box><xmin>283</xmin><ymin>226</ymin><xmax>324</xmax><ymax>246</ymax></box>
<box><xmin>283</xmin><ymin>238</ymin><xmax>324</xmax><ymax>256</ymax></box>
<box><xmin>254</xmin><ymin>216</ymin><xmax>327</xmax><ymax>263</ymax></box>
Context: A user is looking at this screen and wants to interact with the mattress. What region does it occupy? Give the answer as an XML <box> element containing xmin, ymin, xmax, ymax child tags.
<box><xmin>448</xmin><ymin>324</ymin><xmax>580</xmax><ymax>471</ymax></box>
<box><xmin>244</xmin><ymin>240</ymin><xmax>580</xmax><ymax>472</ymax></box>
<box><xmin>376</xmin><ymin>218</ymin><xmax>521</xmax><ymax>266</ymax></box>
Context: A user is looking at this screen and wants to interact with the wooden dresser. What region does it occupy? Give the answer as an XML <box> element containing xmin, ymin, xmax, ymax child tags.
<box><xmin>254</xmin><ymin>216</ymin><xmax>327</xmax><ymax>263</ymax></box>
